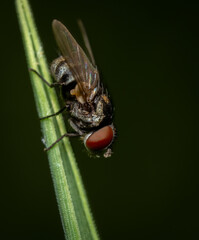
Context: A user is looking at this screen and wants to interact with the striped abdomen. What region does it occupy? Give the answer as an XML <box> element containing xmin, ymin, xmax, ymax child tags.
<box><xmin>50</xmin><ymin>56</ymin><xmax>74</xmax><ymax>85</ymax></box>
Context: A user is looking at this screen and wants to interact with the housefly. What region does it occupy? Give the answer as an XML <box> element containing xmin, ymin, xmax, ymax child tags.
<box><xmin>31</xmin><ymin>20</ymin><xmax>115</xmax><ymax>157</ymax></box>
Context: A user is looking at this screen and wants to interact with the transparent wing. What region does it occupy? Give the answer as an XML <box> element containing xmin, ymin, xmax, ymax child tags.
<box><xmin>52</xmin><ymin>19</ymin><xmax>100</xmax><ymax>101</ymax></box>
<box><xmin>77</xmin><ymin>19</ymin><xmax>96</xmax><ymax>66</ymax></box>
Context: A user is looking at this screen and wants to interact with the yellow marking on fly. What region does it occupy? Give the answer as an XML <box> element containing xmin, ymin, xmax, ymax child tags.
<box><xmin>102</xmin><ymin>95</ymin><xmax>109</xmax><ymax>104</ymax></box>
<box><xmin>70</xmin><ymin>85</ymin><xmax>86</xmax><ymax>104</ymax></box>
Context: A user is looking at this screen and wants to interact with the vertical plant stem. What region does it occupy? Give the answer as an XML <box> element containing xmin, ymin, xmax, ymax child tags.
<box><xmin>15</xmin><ymin>0</ymin><xmax>100</xmax><ymax>239</ymax></box>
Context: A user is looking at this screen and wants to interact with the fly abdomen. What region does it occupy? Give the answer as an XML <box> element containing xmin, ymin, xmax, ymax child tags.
<box><xmin>51</xmin><ymin>56</ymin><xmax>74</xmax><ymax>85</ymax></box>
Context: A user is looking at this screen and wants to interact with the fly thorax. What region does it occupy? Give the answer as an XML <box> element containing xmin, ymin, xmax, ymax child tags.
<box><xmin>96</xmin><ymin>99</ymin><xmax>105</xmax><ymax>116</ymax></box>
<box><xmin>91</xmin><ymin>100</ymin><xmax>105</xmax><ymax>125</ymax></box>
<box><xmin>91</xmin><ymin>114</ymin><xmax>104</xmax><ymax>126</ymax></box>
<box><xmin>95</xmin><ymin>94</ymin><xmax>113</xmax><ymax>125</ymax></box>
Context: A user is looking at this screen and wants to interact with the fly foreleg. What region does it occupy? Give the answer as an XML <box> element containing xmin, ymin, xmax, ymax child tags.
<box><xmin>68</xmin><ymin>118</ymin><xmax>84</xmax><ymax>135</ymax></box>
<box><xmin>44</xmin><ymin>132</ymin><xmax>80</xmax><ymax>151</ymax></box>
<box><xmin>43</xmin><ymin>118</ymin><xmax>84</xmax><ymax>151</ymax></box>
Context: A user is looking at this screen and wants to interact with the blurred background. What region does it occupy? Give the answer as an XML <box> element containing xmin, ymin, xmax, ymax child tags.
<box><xmin>1</xmin><ymin>1</ymin><xmax>199</xmax><ymax>239</ymax></box>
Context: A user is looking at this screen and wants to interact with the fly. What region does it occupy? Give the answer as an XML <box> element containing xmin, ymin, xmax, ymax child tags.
<box><xmin>30</xmin><ymin>19</ymin><xmax>115</xmax><ymax>158</ymax></box>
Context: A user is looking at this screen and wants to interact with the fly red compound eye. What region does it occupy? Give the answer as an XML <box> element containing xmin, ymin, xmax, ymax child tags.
<box><xmin>85</xmin><ymin>126</ymin><xmax>114</xmax><ymax>151</ymax></box>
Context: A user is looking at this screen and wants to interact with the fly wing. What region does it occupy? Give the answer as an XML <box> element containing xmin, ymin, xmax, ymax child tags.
<box><xmin>52</xmin><ymin>20</ymin><xmax>100</xmax><ymax>101</ymax></box>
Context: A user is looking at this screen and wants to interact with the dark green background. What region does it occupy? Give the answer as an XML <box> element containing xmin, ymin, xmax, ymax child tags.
<box><xmin>1</xmin><ymin>1</ymin><xmax>199</xmax><ymax>239</ymax></box>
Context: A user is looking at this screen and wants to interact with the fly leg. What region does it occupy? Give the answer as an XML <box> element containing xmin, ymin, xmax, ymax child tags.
<box><xmin>29</xmin><ymin>68</ymin><xmax>65</xmax><ymax>88</ymax></box>
<box><xmin>30</xmin><ymin>68</ymin><xmax>69</xmax><ymax>119</ymax></box>
<box><xmin>39</xmin><ymin>106</ymin><xmax>66</xmax><ymax>120</ymax></box>
<box><xmin>44</xmin><ymin>132</ymin><xmax>80</xmax><ymax>151</ymax></box>
<box><xmin>44</xmin><ymin>119</ymin><xmax>84</xmax><ymax>151</ymax></box>
<box><xmin>68</xmin><ymin>118</ymin><xmax>84</xmax><ymax>135</ymax></box>
<box><xmin>40</xmin><ymin>100</ymin><xmax>75</xmax><ymax>120</ymax></box>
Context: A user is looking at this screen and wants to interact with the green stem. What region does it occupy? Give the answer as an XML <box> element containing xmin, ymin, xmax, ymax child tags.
<box><xmin>15</xmin><ymin>0</ymin><xmax>99</xmax><ymax>239</ymax></box>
